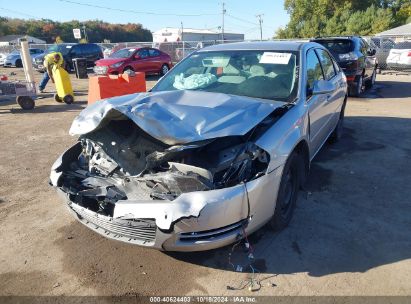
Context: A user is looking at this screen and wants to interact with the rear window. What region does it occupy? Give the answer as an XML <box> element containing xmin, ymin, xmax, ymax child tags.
<box><xmin>313</xmin><ymin>40</ymin><xmax>355</xmax><ymax>55</ymax></box>
<box><xmin>394</xmin><ymin>42</ymin><xmax>411</xmax><ymax>49</ymax></box>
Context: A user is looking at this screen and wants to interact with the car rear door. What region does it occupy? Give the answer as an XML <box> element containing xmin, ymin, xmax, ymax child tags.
<box><xmin>315</xmin><ymin>48</ymin><xmax>345</xmax><ymax>132</ymax></box>
<box><xmin>148</xmin><ymin>49</ymin><xmax>162</xmax><ymax>73</ymax></box>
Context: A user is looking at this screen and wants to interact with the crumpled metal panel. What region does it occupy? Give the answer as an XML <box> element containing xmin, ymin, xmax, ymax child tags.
<box><xmin>69</xmin><ymin>90</ymin><xmax>284</xmax><ymax>145</ymax></box>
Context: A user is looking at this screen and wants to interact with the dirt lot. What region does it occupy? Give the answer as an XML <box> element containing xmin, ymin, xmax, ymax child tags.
<box><xmin>0</xmin><ymin>67</ymin><xmax>410</xmax><ymax>297</ymax></box>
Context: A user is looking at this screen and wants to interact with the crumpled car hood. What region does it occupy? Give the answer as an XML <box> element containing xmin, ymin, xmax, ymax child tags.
<box><xmin>70</xmin><ymin>90</ymin><xmax>284</xmax><ymax>145</ymax></box>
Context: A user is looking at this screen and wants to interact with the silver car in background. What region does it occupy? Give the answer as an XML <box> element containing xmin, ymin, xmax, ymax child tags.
<box><xmin>3</xmin><ymin>48</ymin><xmax>44</xmax><ymax>67</ymax></box>
<box><xmin>386</xmin><ymin>41</ymin><xmax>411</xmax><ymax>71</ymax></box>
<box><xmin>50</xmin><ymin>41</ymin><xmax>347</xmax><ymax>251</ymax></box>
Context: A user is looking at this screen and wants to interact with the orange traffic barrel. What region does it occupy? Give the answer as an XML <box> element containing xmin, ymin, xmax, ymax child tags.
<box><xmin>88</xmin><ymin>72</ymin><xmax>146</xmax><ymax>105</ymax></box>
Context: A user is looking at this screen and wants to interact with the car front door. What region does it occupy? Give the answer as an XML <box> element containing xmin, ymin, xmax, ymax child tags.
<box><xmin>132</xmin><ymin>48</ymin><xmax>150</xmax><ymax>73</ymax></box>
<box><xmin>306</xmin><ymin>48</ymin><xmax>334</xmax><ymax>158</ymax></box>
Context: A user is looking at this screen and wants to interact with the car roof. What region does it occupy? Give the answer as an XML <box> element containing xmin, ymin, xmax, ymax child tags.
<box><xmin>197</xmin><ymin>41</ymin><xmax>309</xmax><ymax>52</ymax></box>
<box><xmin>312</xmin><ymin>36</ymin><xmax>361</xmax><ymax>40</ymax></box>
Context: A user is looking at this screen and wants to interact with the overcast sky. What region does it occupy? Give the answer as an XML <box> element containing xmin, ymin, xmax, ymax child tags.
<box><xmin>0</xmin><ymin>0</ymin><xmax>289</xmax><ymax>40</ymax></box>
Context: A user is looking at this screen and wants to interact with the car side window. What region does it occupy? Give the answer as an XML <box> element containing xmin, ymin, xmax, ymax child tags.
<box><xmin>306</xmin><ymin>49</ymin><xmax>324</xmax><ymax>93</ymax></box>
<box><xmin>315</xmin><ymin>49</ymin><xmax>336</xmax><ymax>80</ymax></box>
<box><xmin>138</xmin><ymin>49</ymin><xmax>149</xmax><ymax>58</ymax></box>
<box><xmin>149</xmin><ymin>49</ymin><xmax>160</xmax><ymax>57</ymax></box>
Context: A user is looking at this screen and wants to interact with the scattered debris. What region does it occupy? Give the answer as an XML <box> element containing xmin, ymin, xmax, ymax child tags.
<box><xmin>53</xmin><ymin>282</ymin><xmax>61</xmax><ymax>288</ymax></box>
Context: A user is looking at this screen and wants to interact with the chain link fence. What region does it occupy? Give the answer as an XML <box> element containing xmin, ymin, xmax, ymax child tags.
<box><xmin>0</xmin><ymin>40</ymin><xmax>245</xmax><ymax>64</ymax></box>
<box><xmin>1</xmin><ymin>36</ymin><xmax>409</xmax><ymax>73</ymax></box>
<box><xmin>364</xmin><ymin>35</ymin><xmax>411</xmax><ymax>74</ymax></box>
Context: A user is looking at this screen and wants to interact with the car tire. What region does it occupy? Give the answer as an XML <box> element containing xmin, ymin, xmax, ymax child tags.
<box><xmin>365</xmin><ymin>69</ymin><xmax>376</xmax><ymax>89</ymax></box>
<box><xmin>63</xmin><ymin>94</ymin><xmax>74</xmax><ymax>104</ymax></box>
<box><xmin>15</xmin><ymin>59</ymin><xmax>22</xmax><ymax>68</ymax></box>
<box><xmin>16</xmin><ymin>96</ymin><xmax>35</xmax><ymax>110</ymax></box>
<box><xmin>160</xmin><ymin>64</ymin><xmax>169</xmax><ymax>76</ymax></box>
<box><xmin>270</xmin><ymin>152</ymin><xmax>302</xmax><ymax>231</ymax></box>
<box><xmin>329</xmin><ymin>97</ymin><xmax>347</xmax><ymax>143</ymax></box>
<box><xmin>350</xmin><ymin>75</ymin><xmax>363</xmax><ymax>97</ymax></box>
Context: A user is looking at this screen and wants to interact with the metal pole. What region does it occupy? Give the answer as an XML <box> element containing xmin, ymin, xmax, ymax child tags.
<box><xmin>181</xmin><ymin>22</ymin><xmax>185</xmax><ymax>59</ymax></box>
<box><xmin>222</xmin><ymin>2</ymin><xmax>226</xmax><ymax>43</ymax></box>
<box><xmin>82</xmin><ymin>25</ymin><xmax>88</xmax><ymax>42</ymax></box>
<box><xmin>256</xmin><ymin>14</ymin><xmax>264</xmax><ymax>41</ymax></box>
<box><xmin>20</xmin><ymin>38</ymin><xmax>35</xmax><ymax>84</ymax></box>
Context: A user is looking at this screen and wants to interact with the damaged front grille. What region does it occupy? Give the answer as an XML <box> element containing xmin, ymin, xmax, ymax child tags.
<box><xmin>70</xmin><ymin>203</ymin><xmax>157</xmax><ymax>244</ymax></box>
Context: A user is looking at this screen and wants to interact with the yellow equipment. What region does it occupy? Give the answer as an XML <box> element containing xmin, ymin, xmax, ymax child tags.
<box><xmin>52</xmin><ymin>65</ymin><xmax>74</xmax><ymax>104</ymax></box>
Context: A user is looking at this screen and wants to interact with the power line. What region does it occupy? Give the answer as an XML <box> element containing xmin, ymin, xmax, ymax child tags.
<box><xmin>58</xmin><ymin>0</ymin><xmax>219</xmax><ymax>17</ymax></box>
<box><xmin>226</xmin><ymin>13</ymin><xmax>258</xmax><ymax>26</ymax></box>
<box><xmin>0</xmin><ymin>7</ymin><xmax>41</xmax><ymax>19</ymax></box>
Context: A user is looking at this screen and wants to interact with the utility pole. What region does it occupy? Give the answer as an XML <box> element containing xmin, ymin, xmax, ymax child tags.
<box><xmin>82</xmin><ymin>24</ymin><xmax>88</xmax><ymax>42</ymax></box>
<box><xmin>256</xmin><ymin>14</ymin><xmax>264</xmax><ymax>41</ymax></box>
<box><xmin>221</xmin><ymin>2</ymin><xmax>226</xmax><ymax>43</ymax></box>
<box><xmin>181</xmin><ymin>21</ymin><xmax>185</xmax><ymax>58</ymax></box>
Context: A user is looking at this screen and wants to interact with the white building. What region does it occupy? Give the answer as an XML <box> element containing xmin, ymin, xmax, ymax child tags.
<box><xmin>376</xmin><ymin>23</ymin><xmax>411</xmax><ymax>41</ymax></box>
<box><xmin>152</xmin><ymin>27</ymin><xmax>244</xmax><ymax>43</ymax></box>
<box><xmin>0</xmin><ymin>35</ymin><xmax>46</xmax><ymax>46</ymax></box>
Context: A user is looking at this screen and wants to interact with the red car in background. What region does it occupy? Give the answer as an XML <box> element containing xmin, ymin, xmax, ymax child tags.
<box><xmin>94</xmin><ymin>47</ymin><xmax>172</xmax><ymax>75</ymax></box>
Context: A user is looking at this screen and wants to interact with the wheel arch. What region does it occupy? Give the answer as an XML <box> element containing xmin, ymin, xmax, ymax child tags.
<box><xmin>291</xmin><ymin>140</ymin><xmax>310</xmax><ymax>189</ymax></box>
<box><xmin>123</xmin><ymin>66</ymin><xmax>134</xmax><ymax>72</ymax></box>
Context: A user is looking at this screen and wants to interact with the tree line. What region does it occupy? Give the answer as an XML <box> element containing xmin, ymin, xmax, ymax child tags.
<box><xmin>276</xmin><ymin>0</ymin><xmax>411</xmax><ymax>38</ymax></box>
<box><xmin>0</xmin><ymin>17</ymin><xmax>153</xmax><ymax>43</ymax></box>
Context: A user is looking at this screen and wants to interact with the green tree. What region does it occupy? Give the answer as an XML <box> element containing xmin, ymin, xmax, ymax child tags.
<box><xmin>0</xmin><ymin>17</ymin><xmax>153</xmax><ymax>43</ymax></box>
<box><xmin>275</xmin><ymin>0</ymin><xmax>405</xmax><ymax>39</ymax></box>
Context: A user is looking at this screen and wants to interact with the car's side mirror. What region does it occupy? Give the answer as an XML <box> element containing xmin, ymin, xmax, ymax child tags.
<box><xmin>312</xmin><ymin>79</ymin><xmax>337</xmax><ymax>95</ymax></box>
<box><xmin>134</xmin><ymin>55</ymin><xmax>140</xmax><ymax>60</ymax></box>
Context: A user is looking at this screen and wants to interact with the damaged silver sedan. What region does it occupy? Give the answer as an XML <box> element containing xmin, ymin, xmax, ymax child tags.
<box><xmin>50</xmin><ymin>41</ymin><xmax>347</xmax><ymax>251</ymax></box>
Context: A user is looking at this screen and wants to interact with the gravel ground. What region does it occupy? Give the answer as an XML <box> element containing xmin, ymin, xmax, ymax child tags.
<box><xmin>0</xmin><ymin>67</ymin><xmax>410</xmax><ymax>297</ymax></box>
